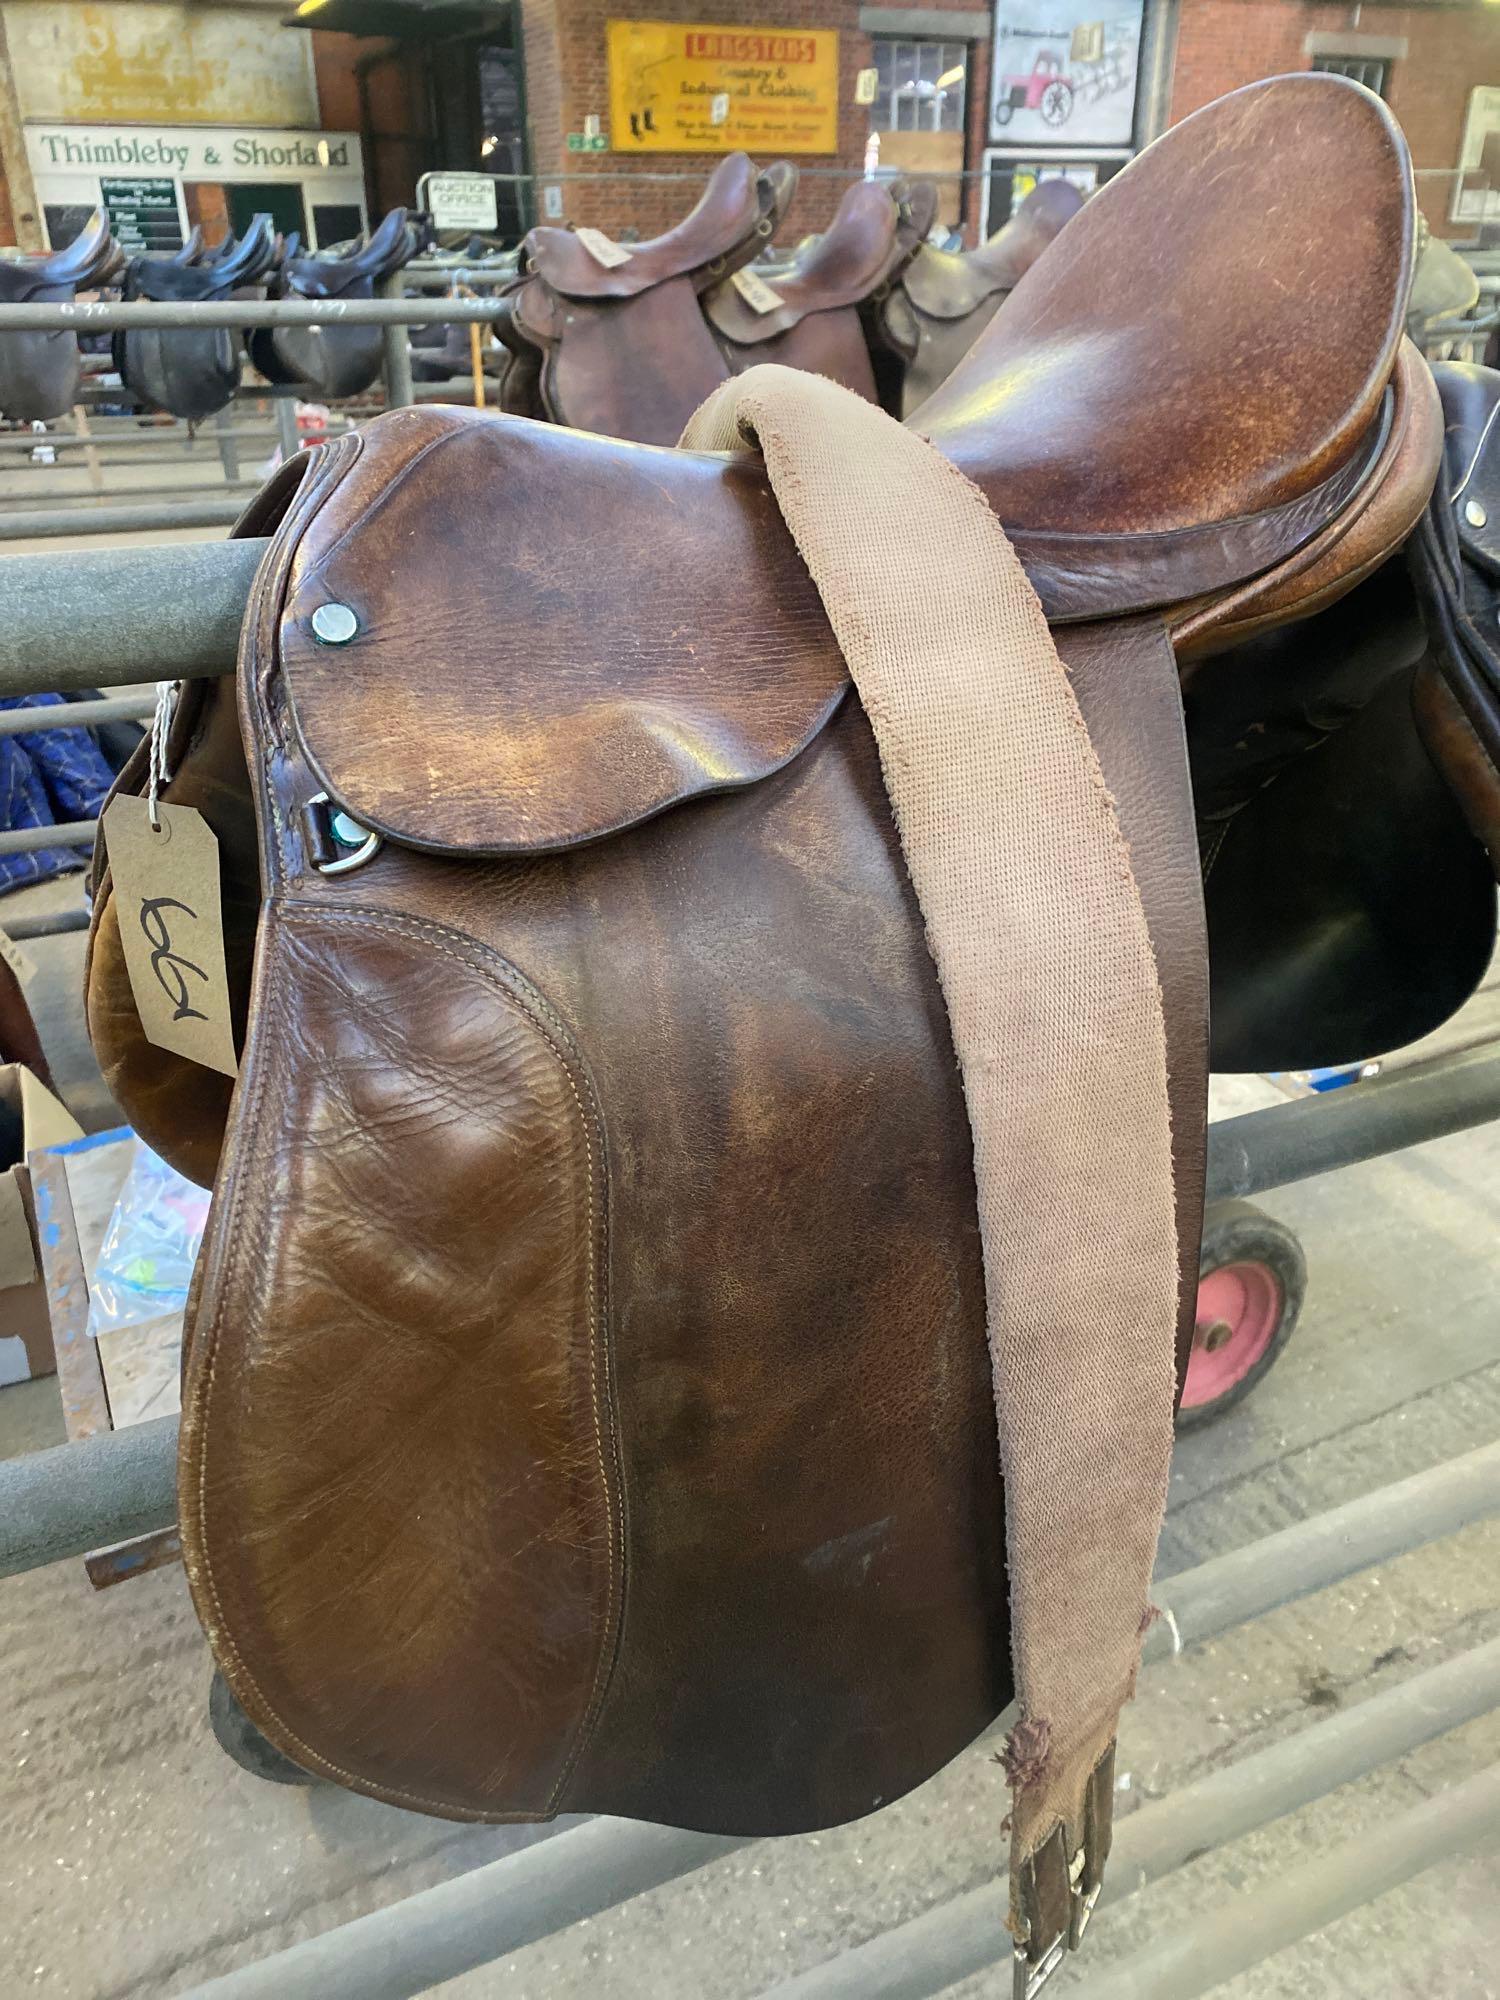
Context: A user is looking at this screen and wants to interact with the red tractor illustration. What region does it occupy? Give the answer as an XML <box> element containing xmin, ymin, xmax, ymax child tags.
<box><xmin>994</xmin><ymin>51</ymin><xmax>1075</xmax><ymax>128</ymax></box>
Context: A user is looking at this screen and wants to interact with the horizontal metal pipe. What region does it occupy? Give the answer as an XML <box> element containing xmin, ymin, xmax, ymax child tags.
<box><xmin>0</xmin><ymin>426</ymin><xmax>281</xmax><ymax>452</ymax></box>
<box><xmin>0</xmin><ymin>818</ymin><xmax>97</xmax><ymax>853</ymax></box>
<box><xmin>0</xmin><ymin>297</ymin><xmax>511</xmax><ymax>332</ymax></box>
<box><xmin>1205</xmin><ymin>1042</ymin><xmax>1500</xmax><ymax>1202</ymax></box>
<box><xmin>0</xmin><ymin>1414</ymin><xmax>177</xmax><ymax>1577</ymax></box>
<box><xmin>0</xmin><ymin>540</ymin><xmax>262</xmax><ymax>688</ymax></box>
<box><xmin>760</xmin><ymin>1637</ymin><xmax>1500</xmax><ymax>1999</ymax></box>
<box><xmin>1079</xmin><ymin>1763</ymin><xmax>1500</xmax><ymax>2000</ymax></box>
<box><xmin>181</xmin><ymin>1819</ymin><xmax>750</xmax><ymax>2000</ymax></box>
<box><xmin>1143</xmin><ymin>1438</ymin><xmax>1500</xmax><ymax>1663</ymax></box>
<box><xmin>0</xmin><ymin>694</ymin><xmax>153</xmax><ymax>734</ymax></box>
<box><xmin>0</xmin><ymin>497</ymin><xmax>248</xmax><ymax>540</ymax></box>
<box><xmin>0</xmin><ymin>904</ymin><xmax>88</xmax><ymax>940</ymax></box>
<box><xmin>2</xmin><ymin>481</ymin><xmax>261</xmax><ymax>512</ymax></box>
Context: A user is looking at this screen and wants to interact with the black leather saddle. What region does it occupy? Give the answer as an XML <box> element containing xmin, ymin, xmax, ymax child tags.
<box><xmin>248</xmin><ymin>208</ymin><xmax>426</xmax><ymax>401</ymax></box>
<box><xmin>115</xmin><ymin>215</ymin><xmax>278</xmax><ymax>420</ymax></box>
<box><xmin>0</xmin><ymin>210</ymin><xmax>120</xmax><ymax>421</ymax></box>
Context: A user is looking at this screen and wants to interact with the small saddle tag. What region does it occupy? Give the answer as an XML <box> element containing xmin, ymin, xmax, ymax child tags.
<box><xmin>574</xmin><ymin>227</ymin><xmax>634</xmax><ymax>269</ymax></box>
<box><xmin>730</xmin><ymin>267</ymin><xmax>784</xmax><ymax>315</ymax></box>
<box><xmin>0</xmin><ymin>925</ymin><xmax>37</xmax><ymax>988</ymax></box>
<box><xmin>102</xmin><ymin>797</ymin><xmax>238</xmax><ymax>1080</ymax></box>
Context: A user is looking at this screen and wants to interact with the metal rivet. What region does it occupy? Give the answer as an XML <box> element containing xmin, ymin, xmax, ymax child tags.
<box><xmin>310</xmin><ymin>601</ymin><xmax>359</xmax><ymax>646</ymax></box>
<box><xmin>1464</xmin><ymin>499</ymin><xmax>1488</xmax><ymax>529</ymax></box>
<box><xmin>329</xmin><ymin>809</ymin><xmax>367</xmax><ymax>848</ymax></box>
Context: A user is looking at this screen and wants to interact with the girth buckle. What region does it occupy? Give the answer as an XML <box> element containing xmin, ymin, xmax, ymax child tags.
<box><xmin>304</xmin><ymin>792</ymin><xmax>383</xmax><ymax>876</ymax></box>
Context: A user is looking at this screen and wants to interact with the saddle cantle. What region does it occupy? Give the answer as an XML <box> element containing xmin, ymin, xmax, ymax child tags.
<box><xmin>247</xmin><ymin>208</ymin><xmax>424</xmax><ymax>401</ymax></box>
<box><xmin>878</xmin><ymin>178</ymin><xmax>1084</xmax><ymax>416</ymax></box>
<box><xmin>116</xmin><ymin>214</ymin><xmax>279</xmax><ymax>420</ymax></box>
<box><xmin>86</xmin><ymin>71</ymin><xmax>1454</xmax><ymax>1984</ymax></box>
<box><xmin>495</xmin><ymin>153</ymin><xmax>798</xmax><ymax>442</ymax></box>
<box><xmin>703</xmin><ymin>178</ymin><xmax>938</xmax><ymax>409</ymax></box>
<box><xmin>0</xmin><ymin>210</ymin><xmax>119</xmax><ymax>421</ymax></box>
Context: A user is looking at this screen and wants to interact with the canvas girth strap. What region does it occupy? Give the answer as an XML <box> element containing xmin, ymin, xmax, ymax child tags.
<box><xmin>681</xmin><ymin>366</ymin><xmax>1179</xmax><ymax>1988</ymax></box>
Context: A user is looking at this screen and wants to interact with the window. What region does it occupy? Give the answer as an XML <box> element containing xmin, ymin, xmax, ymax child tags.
<box><xmin>1311</xmin><ymin>54</ymin><xmax>1390</xmax><ymax>99</ymax></box>
<box><xmin>871</xmin><ymin>40</ymin><xmax>969</xmax><ymax>134</ymax></box>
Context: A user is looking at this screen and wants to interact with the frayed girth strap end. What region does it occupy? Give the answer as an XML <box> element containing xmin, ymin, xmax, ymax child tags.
<box><xmin>1008</xmin><ymin>1739</ymin><xmax>1116</xmax><ymax>1999</ymax></box>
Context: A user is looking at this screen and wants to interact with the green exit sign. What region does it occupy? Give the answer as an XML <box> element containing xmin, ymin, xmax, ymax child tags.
<box><xmin>566</xmin><ymin>133</ymin><xmax>609</xmax><ymax>152</ymax></box>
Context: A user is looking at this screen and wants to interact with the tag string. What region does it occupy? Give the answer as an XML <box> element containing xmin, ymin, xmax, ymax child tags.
<box><xmin>146</xmin><ymin>681</ymin><xmax>178</xmax><ymax>832</ymax></box>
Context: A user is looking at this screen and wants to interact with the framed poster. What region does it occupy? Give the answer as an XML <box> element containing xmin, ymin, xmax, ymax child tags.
<box><xmin>607</xmin><ymin>19</ymin><xmax>839</xmax><ymax>154</ymax></box>
<box><xmin>989</xmin><ymin>1</ymin><xmax>1146</xmax><ymax>149</ymax></box>
<box><xmin>1453</xmin><ymin>86</ymin><xmax>1500</xmax><ymax>226</ymax></box>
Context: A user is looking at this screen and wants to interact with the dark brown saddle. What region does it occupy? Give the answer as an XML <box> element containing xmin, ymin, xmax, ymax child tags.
<box><xmin>246</xmin><ymin>207</ymin><xmax>426</xmax><ymax>401</ymax></box>
<box><xmin>878</xmin><ymin>179</ymin><xmax>1085</xmax><ymax>416</ymax></box>
<box><xmin>702</xmin><ymin>178</ymin><xmax>938</xmax><ymax>408</ymax></box>
<box><xmin>0</xmin><ymin>210</ymin><xmax>120</xmax><ymax>421</ymax></box>
<box><xmin>86</xmin><ymin>71</ymin><xmax>1466</xmax><ymax>1991</ymax></box>
<box><xmin>115</xmin><ymin>213</ymin><xmax>279</xmax><ymax>420</ymax></box>
<box><xmin>1409</xmin><ymin>360</ymin><xmax>1500</xmax><ymax>878</ymax></box>
<box><xmin>496</xmin><ymin>154</ymin><xmax>798</xmax><ymax>444</ymax></box>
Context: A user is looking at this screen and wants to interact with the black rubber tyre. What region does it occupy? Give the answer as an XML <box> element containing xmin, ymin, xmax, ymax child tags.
<box><xmin>208</xmin><ymin>1669</ymin><xmax>318</xmax><ymax>1786</ymax></box>
<box><xmin>1176</xmin><ymin>1199</ymin><xmax>1307</xmax><ymax>1430</ymax></box>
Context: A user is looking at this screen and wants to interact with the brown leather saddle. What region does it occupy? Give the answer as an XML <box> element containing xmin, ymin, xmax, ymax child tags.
<box><xmin>877</xmin><ymin>179</ymin><xmax>1085</xmax><ymax>417</ymax></box>
<box><xmin>702</xmin><ymin>178</ymin><xmax>937</xmax><ymax>410</ymax></box>
<box><xmin>496</xmin><ymin>153</ymin><xmax>798</xmax><ymax>444</ymax></box>
<box><xmin>0</xmin><ymin>211</ymin><xmax>121</xmax><ymax>421</ymax></box>
<box><xmin>85</xmin><ymin>71</ymin><xmax>1457</xmax><ymax>1984</ymax></box>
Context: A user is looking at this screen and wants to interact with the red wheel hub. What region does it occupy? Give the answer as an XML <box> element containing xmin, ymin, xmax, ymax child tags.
<box><xmin>1183</xmin><ymin>1261</ymin><xmax>1283</xmax><ymax>1408</ymax></box>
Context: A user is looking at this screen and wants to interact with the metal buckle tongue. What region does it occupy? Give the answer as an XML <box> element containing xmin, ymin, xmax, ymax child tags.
<box><xmin>1009</xmin><ymin>1752</ymin><xmax>1112</xmax><ymax>1999</ymax></box>
<box><xmin>304</xmin><ymin>792</ymin><xmax>383</xmax><ymax>875</ymax></box>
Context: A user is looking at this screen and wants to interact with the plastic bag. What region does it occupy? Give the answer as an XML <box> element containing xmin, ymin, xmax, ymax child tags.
<box><xmin>85</xmin><ymin>1139</ymin><xmax>211</xmax><ymax>1338</ymax></box>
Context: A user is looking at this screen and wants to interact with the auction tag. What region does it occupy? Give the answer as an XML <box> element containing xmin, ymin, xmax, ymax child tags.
<box><xmin>731</xmin><ymin>266</ymin><xmax>783</xmax><ymax>315</ymax></box>
<box><xmin>0</xmin><ymin>925</ymin><xmax>36</xmax><ymax>988</ymax></box>
<box><xmin>101</xmin><ymin>797</ymin><xmax>238</xmax><ymax>1079</ymax></box>
<box><xmin>574</xmin><ymin>226</ymin><xmax>633</xmax><ymax>269</ymax></box>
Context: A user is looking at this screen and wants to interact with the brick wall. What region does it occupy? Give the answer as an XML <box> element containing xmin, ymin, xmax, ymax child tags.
<box><xmin>311</xmin><ymin>32</ymin><xmax>424</xmax><ymax>219</ymax></box>
<box><xmin>525</xmin><ymin>0</ymin><xmax>872</xmax><ymax>239</ymax></box>
<box><xmin>521</xmin><ymin>0</ymin><xmax>994</xmax><ymax>241</ymax></box>
<box><xmin>1170</xmin><ymin>0</ymin><xmax>1500</xmax><ymax>236</ymax></box>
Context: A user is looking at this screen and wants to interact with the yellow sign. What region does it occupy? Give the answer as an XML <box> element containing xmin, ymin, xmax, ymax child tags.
<box><xmin>608</xmin><ymin>19</ymin><xmax>840</xmax><ymax>154</ymax></box>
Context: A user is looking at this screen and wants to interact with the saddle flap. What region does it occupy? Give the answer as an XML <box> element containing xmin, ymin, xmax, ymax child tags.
<box><xmin>277</xmin><ymin>409</ymin><xmax>849</xmax><ymax>855</ymax></box>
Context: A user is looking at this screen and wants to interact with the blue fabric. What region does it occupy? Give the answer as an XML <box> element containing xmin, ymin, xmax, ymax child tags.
<box><xmin>0</xmin><ymin>694</ymin><xmax>117</xmax><ymax>891</ymax></box>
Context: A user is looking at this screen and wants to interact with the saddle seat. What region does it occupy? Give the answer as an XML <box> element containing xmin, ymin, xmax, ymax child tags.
<box><xmin>123</xmin><ymin>213</ymin><xmax>277</xmax><ymax>303</ymax></box>
<box><xmin>498</xmin><ymin>158</ymin><xmax>798</xmax><ymax>443</ymax></box>
<box><xmin>702</xmin><ymin>179</ymin><xmax>937</xmax><ymax>406</ymax></box>
<box><xmin>903</xmin><ymin>179</ymin><xmax>1084</xmax><ymax>323</ymax></box>
<box><xmin>522</xmin><ymin>154</ymin><xmax>792</xmax><ymax>299</ymax></box>
<box><xmin>705</xmin><ymin>179</ymin><xmax>928</xmax><ymax>338</ymax></box>
<box><xmin>0</xmin><ymin>208</ymin><xmax>116</xmax><ymax>298</ymax></box>
<box><xmin>279</xmin><ymin>206</ymin><xmax>415</xmax><ymax>299</ymax></box>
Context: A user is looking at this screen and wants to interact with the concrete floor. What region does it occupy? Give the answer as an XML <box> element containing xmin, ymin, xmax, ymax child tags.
<box><xmin>0</xmin><ymin>864</ymin><xmax>1497</xmax><ymax>1996</ymax></box>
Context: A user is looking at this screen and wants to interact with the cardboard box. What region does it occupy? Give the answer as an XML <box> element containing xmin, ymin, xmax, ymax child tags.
<box><xmin>0</xmin><ymin>1065</ymin><xmax>85</xmax><ymax>1386</ymax></box>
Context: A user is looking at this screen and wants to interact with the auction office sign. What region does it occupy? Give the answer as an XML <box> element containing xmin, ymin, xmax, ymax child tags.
<box><xmin>607</xmin><ymin>20</ymin><xmax>839</xmax><ymax>153</ymax></box>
